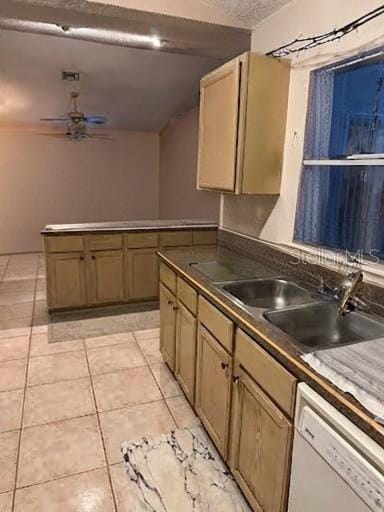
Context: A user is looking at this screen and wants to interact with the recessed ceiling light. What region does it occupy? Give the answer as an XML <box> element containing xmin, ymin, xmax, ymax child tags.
<box><xmin>151</xmin><ymin>36</ymin><xmax>161</xmax><ymax>48</ymax></box>
<box><xmin>64</xmin><ymin>26</ymin><xmax>162</xmax><ymax>49</ymax></box>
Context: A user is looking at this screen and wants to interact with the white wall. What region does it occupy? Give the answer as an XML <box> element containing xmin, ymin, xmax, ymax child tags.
<box><xmin>0</xmin><ymin>130</ymin><xmax>159</xmax><ymax>253</ymax></box>
<box><xmin>159</xmin><ymin>108</ymin><xmax>220</xmax><ymax>221</ymax></box>
<box><xmin>221</xmin><ymin>0</ymin><xmax>384</xmax><ymax>243</ymax></box>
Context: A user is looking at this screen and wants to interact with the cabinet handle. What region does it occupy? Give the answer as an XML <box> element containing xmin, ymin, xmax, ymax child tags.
<box><xmin>80</xmin><ymin>256</ymin><xmax>84</xmax><ymax>261</ymax></box>
<box><xmin>92</xmin><ymin>255</ymin><xmax>96</xmax><ymax>260</ymax></box>
<box><xmin>233</xmin><ymin>376</ymin><xmax>240</xmax><ymax>384</ymax></box>
<box><xmin>168</xmin><ymin>300</ymin><xmax>173</xmax><ymax>305</ymax></box>
<box><xmin>221</xmin><ymin>362</ymin><xmax>229</xmax><ymax>370</ymax></box>
<box><xmin>173</xmin><ymin>306</ymin><xmax>179</xmax><ymax>311</ymax></box>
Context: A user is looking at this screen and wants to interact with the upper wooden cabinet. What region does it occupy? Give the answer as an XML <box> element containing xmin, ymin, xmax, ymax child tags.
<box><xmin>197</xmin><ymin>52</ymin><xmax>291</xmax><ymax>195</ymax></box>
<box><xmin>197</xmin><ymin>58</ymin><xmax>241</xmax><ymax>192</ymax></box>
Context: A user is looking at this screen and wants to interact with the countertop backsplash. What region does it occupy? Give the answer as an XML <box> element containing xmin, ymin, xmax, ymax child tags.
<box><xmin>218</xmin><ymin>229</ymin><xmax>384</xmax><ymax>319</ymax></box>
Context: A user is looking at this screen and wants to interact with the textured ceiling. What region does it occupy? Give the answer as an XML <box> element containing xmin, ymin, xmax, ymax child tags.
<box><xmin>0</xmin><ymin>0</ymin><xmax>291</xmax><ymax>30</ymax></box>
<box><xmin>0</xmin><ymin>29</ymin><xmax>222</xmax><ymax>131</ymax></box>
<box><xmin>200</xmin><ymin>0</ymin><xmax>292</xmax><ymax>27</ymax></box>
<box><xmin>88</xmin><ymin>0</ymin><xmax>292</xmax><ymax>28</ymax></box>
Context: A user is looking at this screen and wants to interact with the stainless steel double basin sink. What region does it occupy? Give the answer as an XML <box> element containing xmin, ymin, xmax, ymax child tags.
<box><xmin>218</xmin><ymin>278</ymin><xmax>384</xmax><ymax>351</ymax></box>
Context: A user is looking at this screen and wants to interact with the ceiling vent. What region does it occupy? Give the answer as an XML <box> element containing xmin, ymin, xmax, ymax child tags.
<box><xmin>62</xmin><ymin>71</ymin><xmax>80</xmax><ymax>81</ymax></box>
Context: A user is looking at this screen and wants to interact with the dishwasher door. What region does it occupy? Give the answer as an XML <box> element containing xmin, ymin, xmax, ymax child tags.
<box><xmin>288</xmin><ymin>384</ymin><xmax>384</xmax><ymax>512</ymax></box>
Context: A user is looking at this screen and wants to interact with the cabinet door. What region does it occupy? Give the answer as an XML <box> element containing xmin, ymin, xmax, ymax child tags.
<box><xmin>88</xmin><ymin>250</ymin><xmax>124</xmax><ymax>305</ymax></box>
<box><xmin>159</xmin><ymin>283</ymin><xmax>177</xmax><ymax>371</ymax></box>
<box><xmin>127</xmin><ymin>248</ymin><xmax>158</xmax><ymax>301</ymax></box>
<box><xmin>197</xmin><ymin>57</ymin><xmax>241</xmax><ymax>192</ymax></box>
<box><xmin>47</xmin><ymin>252</ymin><xmax>86</xmax><ymax>309</ymax></box>
<box><xmin>230</xmin><ymin>364</ymin><xmax>293</xmax><ymax>512</ymax></box>
<box><xmin>175</xmin><ymin>303</ymin><xmax>197</xmax><ymax>405</ymax></box>
<box><xmin>195</xmin><ymin>324</ymin><xmax>232</xmax><ymax>458</ymax></box>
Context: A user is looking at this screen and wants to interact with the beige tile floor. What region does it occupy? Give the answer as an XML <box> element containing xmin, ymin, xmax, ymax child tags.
<box><xmin>0</xmin><ymin>253</ymin><xmax>200</xmax><ymax>512</ymax></box>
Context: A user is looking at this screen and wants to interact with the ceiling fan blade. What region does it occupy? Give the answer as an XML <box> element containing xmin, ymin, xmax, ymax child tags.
<box><xmin>84</xmin><ymin>116</ymin><xmax>107</xmax><ymax>125</ymax></box>
<box><xmin>88</xmin><ymin>133</ymin><xmax>113</xmax><ymax>140</ymax></box>
<box><xmin>40</xmin><ymin>117</ymin><xmax>68</xmax><ymax>122</ymax></box>
<box><xmin>34</xmin><ymin>132</ymin><xmax>68</xmax><ymax>138</ymax></box>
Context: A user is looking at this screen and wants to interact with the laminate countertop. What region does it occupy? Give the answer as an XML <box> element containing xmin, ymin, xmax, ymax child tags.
<box><xmin>157</xmin><ymin>245</ymin><xmax>384</xmax><ymax>448</ymax></box>
<box><xmin>41</xmin><ymin>219</ymin><xmax>217</xmax><ymax>235</ymax></box>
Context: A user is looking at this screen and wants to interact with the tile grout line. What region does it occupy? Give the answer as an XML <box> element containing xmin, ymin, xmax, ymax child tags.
<box><xmin>10</xmin><ymin>258</ymin><xmax>39</xmax><ymax>512</ymax></box>
<box><xmin>26</xmin><ymin>361</ymin><xmax>149</xmax><ymax>389</ymax></box>
<box><xmin>10</xmin><ymin>465</ymin><xmax>108</xmax><ymax>493</ymax></box>
<box><xmin>23</xmin><ymin>336</ymin><xmax>143</xmax><ymax>361</ymax></box>
<box><xmin>132</xmin><ymin>331</ymin><xmax>182</xmax><ymax>429</ymax></box>
<box><xmin>83</xmin><ymin>340</ymin><xmax>119</xmax><ymax>512</ymax></box>
<box><xmin>20</xmin><ymin>396</ymin><xmax>174</xmax><ymax>432</ymax></box>
<box><xmin>0</xmin><ymin>255</ymin><xmax>11</xmax><ymax>284</ymax></box>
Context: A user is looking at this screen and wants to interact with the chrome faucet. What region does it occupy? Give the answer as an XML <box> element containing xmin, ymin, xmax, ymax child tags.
<box><xmin>336</xmin><ymin>270</ymin><xmax>364</xmax><ymax>317</ymax></box>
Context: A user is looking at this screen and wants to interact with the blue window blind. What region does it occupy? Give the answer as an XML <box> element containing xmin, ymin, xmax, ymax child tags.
<box><xmin>295</xmin><ymin>50</ymin><xmax>384</xmax><ymax>259</ymax></box>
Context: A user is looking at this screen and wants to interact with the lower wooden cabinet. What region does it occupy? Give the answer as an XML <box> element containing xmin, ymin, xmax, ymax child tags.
<box><xmin>230</xmin><ymin>364</ymin><xmax>293</xmax><ymax>512</ymax></box>
<box><xmin>127</xmin><ymin>248</ymin><xmax>158</xmax><ymax>300</ymax></box>
<box><xmin>159</xmin><ymin>283</ymin><xmax>177</xmax><ymax>371</ymax></box>
<box><xmin>175</xmin><ymin>302</ymin><xmax>197</xmax><ymax>405</ymax></box>
<box><xmin>47</xmin><ymin>252</ymin><xmax>86</xmax><ymax>309</ymax></box>
<box><xmin>44</xmin><ymin>229</ymin><xmax>217</xmax><ymax>311</ymax></box>
<box><xmin>195</xmin><ymin>324</ymin><xmax>232</xmax><ymax>458</ymax></box>
<box><xmin>87</xmin><ymin>250</ymin><xmax>124</xmax><ymax>305</ymax></box>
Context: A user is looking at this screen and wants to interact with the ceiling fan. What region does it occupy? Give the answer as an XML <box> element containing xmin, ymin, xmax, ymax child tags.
<box><xmin>40</xmin><ymin>92</ymin><xmax>111</xmax><ymax>141</ymax></box>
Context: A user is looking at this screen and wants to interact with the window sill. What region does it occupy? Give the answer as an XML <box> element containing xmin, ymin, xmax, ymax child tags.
<box><xmin>303</xmin><ymin>159</ymin><xmax>384</xmax><ymax>166</ymax></box>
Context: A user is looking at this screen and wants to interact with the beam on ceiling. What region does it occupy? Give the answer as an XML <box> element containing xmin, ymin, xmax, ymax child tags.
<box><xmin>0</xmin><ymin>0</ymin><xmax>251</xmax><ymax>59</ymax></box>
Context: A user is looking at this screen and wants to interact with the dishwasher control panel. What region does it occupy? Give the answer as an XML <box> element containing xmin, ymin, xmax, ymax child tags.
<box><xmin>299</xmin><ymin>407</ymin><xmax>384</xmax><ymax>511</ymax></box>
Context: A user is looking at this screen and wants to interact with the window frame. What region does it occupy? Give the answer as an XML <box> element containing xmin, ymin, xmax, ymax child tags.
<box><xmin>292</xmin><ymin>46</ymin><xmax>384</xmax><ymax>278</ymax></box>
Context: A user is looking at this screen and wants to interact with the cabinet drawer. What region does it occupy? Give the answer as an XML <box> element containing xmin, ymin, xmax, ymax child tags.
<box><xmin>159</xmin><ymin>262</ymin><xmax>176</xmax><ymax>294</ymax></box>
<box><xmin>177</xmin><ymin>277</ymin><xmax>197</xmax><ymax>315</ymax></box>
<box><xmin>46</xmin><ymin>236</ymin><xmax>84</xmax><ymax>253</ymax></box>
<box><xmin>159</xmin><ymin>231</ymin><xmax>193</xmax><ymax>247</ymax></box>
<box><xmin>126</xmin><ymin>232</ymin><xmax>158</xmax><ymax>249</ymax></box>
<box><xmin>198</xmin><ymin>296</ymin><xmax>233</xmax><ymax>353</ymax></box>
<box><xmin>192</xmin><ymin>230</ymin><xmax>217</xmax><ymax>246</ymax></box>
<box><xmin>87</xmin><ymin>234</ymin><xmax>122</xmax><ymax>251</ymax></box>
<box><xmin>235</xmin><ymin>329</ymin><xmax>297</xmax><ymax>418</ymax></box>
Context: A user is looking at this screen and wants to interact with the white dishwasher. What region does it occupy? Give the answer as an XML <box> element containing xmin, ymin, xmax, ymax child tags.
<box><xmin>288</xmin><ymin>383</ymin><xmax>384</xmax><ymax>512</ymax></box>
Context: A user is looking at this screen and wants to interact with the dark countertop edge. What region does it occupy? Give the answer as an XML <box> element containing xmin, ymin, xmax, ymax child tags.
<box><xmin>41</xmin><ymin>223</ymin><xmax>218</xmax><ymax>235</ymax></box>
<box><xmin>157</xmin><ymin>250</ymin><xmax>384</xmax><ymax>448</ymax></box>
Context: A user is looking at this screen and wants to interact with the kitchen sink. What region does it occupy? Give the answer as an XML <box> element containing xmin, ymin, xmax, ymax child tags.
<box><xmin>264</xmin><ymin>302</ymin><xmax>384</xmax><ymax>350</ymax></box>
<box><xmin>190</xmin><ymin>260</ymin><xmax>277</xmax><ymax>283</ymax></box>
<box><xmin>221</xmin><ymin>278</ymin><xmax>315</xmax><ymax>309</ymax></box>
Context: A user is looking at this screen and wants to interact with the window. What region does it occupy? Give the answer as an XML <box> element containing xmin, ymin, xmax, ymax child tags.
<box><xmin>295</xmin><ymin>49</ymin><xmax>384</xmax><ymax>260</ymax></box>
